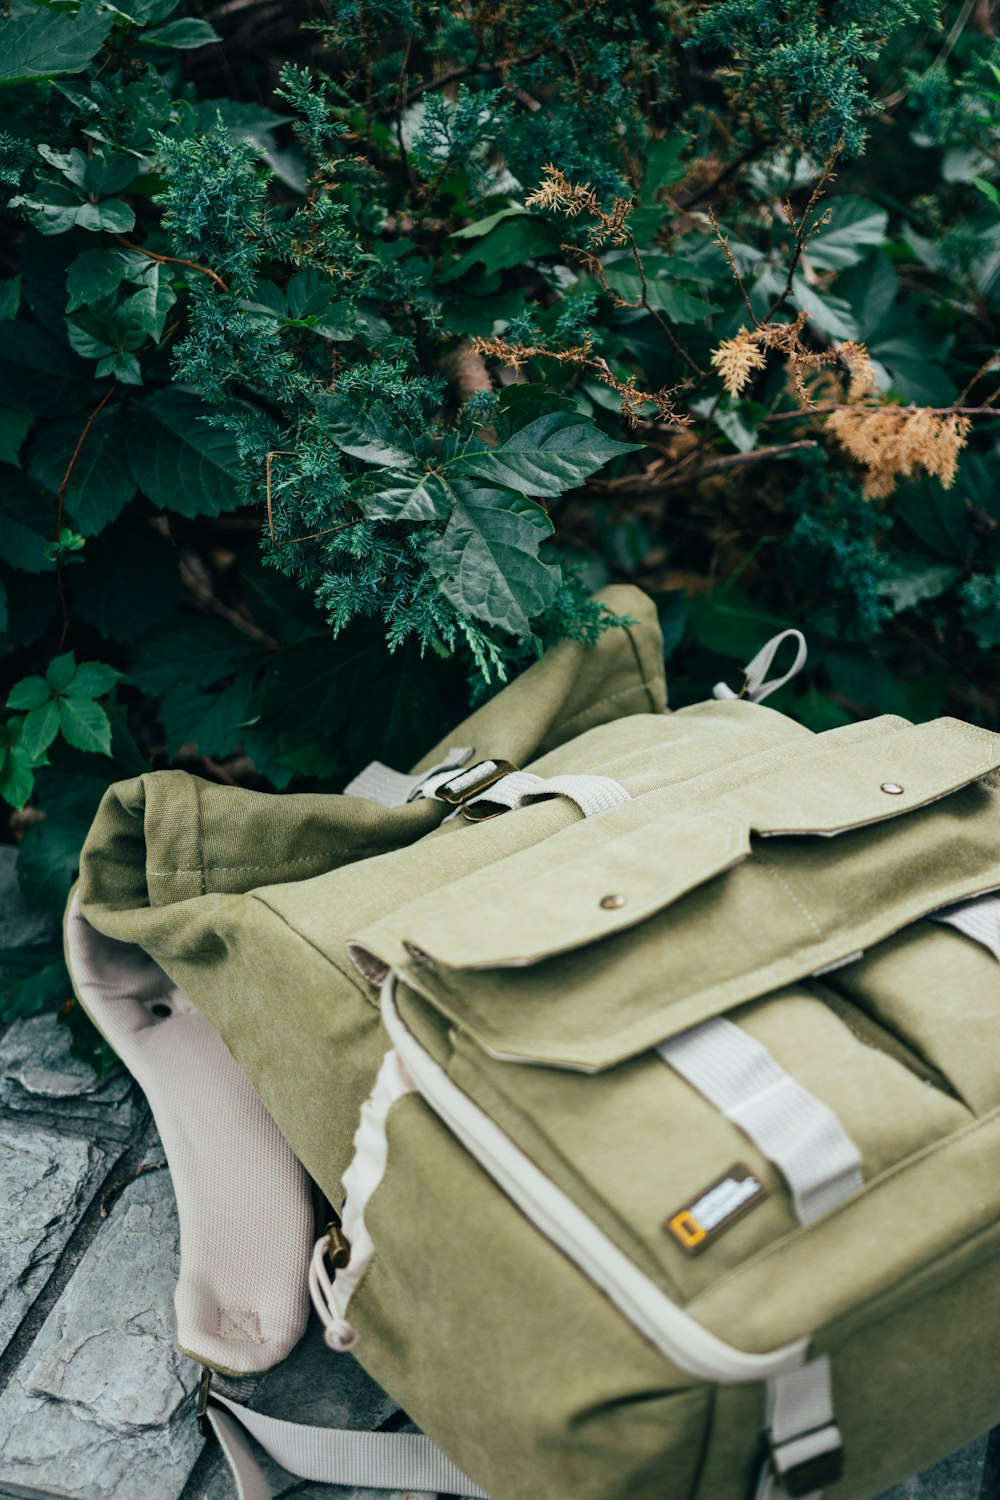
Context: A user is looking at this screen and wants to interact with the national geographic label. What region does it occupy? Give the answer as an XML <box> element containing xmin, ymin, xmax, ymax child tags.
<box><xmin>665</xmin><ymin>1164</ymin><xmax>768</xmax><ymax>1255</ymax></box>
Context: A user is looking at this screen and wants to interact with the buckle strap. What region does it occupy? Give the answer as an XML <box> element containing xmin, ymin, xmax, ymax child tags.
<box><xmin>757</xmin><ymin>1356</ymin><xmax>844</xmax><ymax>1499</ymax></box>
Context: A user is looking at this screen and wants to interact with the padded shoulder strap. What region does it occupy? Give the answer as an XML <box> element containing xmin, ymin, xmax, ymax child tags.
<box><xmin>205</xmin><ymin>1388</ymin><xmax>489</xmax><ymax>1498</ymax></box>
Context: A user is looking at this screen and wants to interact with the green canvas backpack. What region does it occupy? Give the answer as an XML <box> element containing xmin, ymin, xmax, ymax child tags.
<box><xmin>65</xmin><ymin>585</ymin><xmax>1000</xmax><ymax>1500</ymax></box>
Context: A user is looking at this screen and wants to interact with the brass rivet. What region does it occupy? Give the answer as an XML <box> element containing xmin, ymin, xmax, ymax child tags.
<box><xmin>600</xmin><ymin>893</ymin><xmax>626</xmax><ymax>910</ymax></box>
<box><xmin>880</xmin><ymin>782</ymin><xmax>904</xmax><ymax>795</ymax></box>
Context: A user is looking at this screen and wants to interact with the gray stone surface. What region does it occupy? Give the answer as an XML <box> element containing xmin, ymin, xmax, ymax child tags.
<box><xmin>0</xmin><ymin>1119</ymin><xmax>111</xmax><ymax>1361</ymax></box>
<box><xmin>0</xmin><ymin>1014</ymin><xmax>141</xmax><ymax>1143</ymax></box>
<box><xmin>876</xmin><ymin>1432</ymin><xmax>990</xmax><ymax>1499</ymax></box>
<box><xmin>0</xmin><ymin>1154</ymin><xmax>203</xmax><ymax>1500</ymax></box>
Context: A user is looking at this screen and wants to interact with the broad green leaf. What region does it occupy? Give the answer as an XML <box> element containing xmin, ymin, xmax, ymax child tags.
<box><xmin>261</xmin><ymin>630</ymin><xmax>387</xmax><ymax>741</ymax></box>
<box><xmin>129</xmin><ymin>616</ymin><xmax>267</xmax><ymax>695</ymax></box>
<box><xmin>688</xmin><ymin>586</ymin><xmax>795</xmax><ymax>659</ymax></box>
<box><xmin>601</xmin><ymin>267</ymin><xmax>716</xmax><ymax>323</ymax></box>
<box><xmin>57</xmin><ymin>694</ymin><xmax>112</xmax><ymax>754</ymax></box>
<box><xmin>47</xmin><ymin>651</ymin><xmax>77</xmax><ymax>691</ymax></box>
<box><xmin>806</xmin><ymin>197</ymin><xmax>889</xmax><ymax>272</ymax></box>
<box><xmin>140</xmin><ymin>18</ymin><xmax>221</xmax><ymax>47</ymax></box>
<box><xmin>21</xmin><ymin>698</ymin><xmax>60</xmax><ymax>760</ymax></box>
<box><xmin>29</xmin><ymin>405</ymin><xmax>135</xmax><ymax>535</ymax></box>
<box><xmin>0</xmin><ymin>1</ymin><xmax>113</xmax><ymax>86</ymax></box>
<box><xmin>159</xmin><ymin>674</ymin><xmax>254</xmax><ymax>760</ymax></box>
<box><xmin>878</xmin><ymin>559</ymin><xmax>961</xmax><ymax>614</ymax></box>
<box><xmin>0</xmin><ymin>578</ymin><xmax>6</xmax><ymax>633</ymax></box>
<box><xmin>896</xmin><ymin>476</ymin><xmax>970</xmax><ymax>561</ymax></box>
<box><xmin>7</xmin><ymin>675</ymin><xmax>52</xmax><ymax>710</ymax></box>
<box><xmin>0</xmin><ymin>323</ymin><xmax>89</xmax><ymax>416</ymax></box>
<box><xmin>15</xmin><ymin>767</ymin><xmax>104</xmax><ymax>912</ymax></box>
<box><xmin>194</xmin><ymin>98</ymin><xmax>293</xmax><ymax>145</ymax></box>
<box><xmin>0</xmin><ymin>943</ymin><xmax>70</xmax><ymax>1022</ymax></box>
<box><xmin>0</xmin><ymin>409</ymin><xmax>33</xmax><ymax>466</ymax></box>
<box><xmin>0</xmin><ymin>274</ymin><xmax>21</xmax><ymax>321</ymax></box>
<box><xmin>10</xmin><ymin>183</ymin><xmax>83</xmax><ymax>235</ymax></box>
<box><xmin>440</xmin><ymin>216</ymin><xmax>563</xmax><ymax>282</ymax></box>
<box><xmin>120</xmin><ymin>274</ymin><xmax>176</xmax><ymax>342</ymax></box>
<box><xmin>451</xmin><ymin>411</ymin><xmax>640</xmax><ymax>497</ymax></box>
<box><xmin>0</xmin><ymin>486</ymin><xmax>55</xmax><ymax>573</ymax></box>
<box><xmin>0</xmin><ymin>738</ymin><xmax>34</xmax><ymax>808</ymax></box>
<box><xmin>68</xmin><ymin>660</ymin><xmax>121</xmax><ymax>698</ymax></box>
<box><xmin>450</xmin><ymin>205</ymin><xmax>528</xmax><ymax>239</ymax></box>
<box><xmin>70</xmin><ymin>515</ymin><xmax>179</xmax><ymax>638</ymax></box>
<box><xmin>75</xmin><ymin>198</ymin><xmax>136</xmax><ymax>234</ymax></box>
<box><xmin>320</xmin><ymin>406</ymin><xmax>417</xmax><ymax>468</ymax></box>
<box><xmin>426</xmin><ymin>482</ymin><xmax>557</xmax><ymax>636</ymax></box>
<box><xmin>791</xmin><ymin>276</ymin><xmax>858</xmax><ymax>341</ymax></box>
<box><xmin>66</xmin><ymin>248</ymin><xmax>157</xmax><ymax>312</ymax></box>
<box><xmin>129</xmin><ymin>389</ymin><xmax>243</xmax><ymax>516</ymax></box>
<box><xmin>351</xmin><ymin>468</ymin><xmax>452</xmax><ymax>522</ymax></box>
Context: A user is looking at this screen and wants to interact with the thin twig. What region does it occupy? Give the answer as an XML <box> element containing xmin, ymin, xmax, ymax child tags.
<box><xmin>600</xmin><ymin>440</ymin><xmax>818</xmax><ymax>494</ymax></box>
<box><xmin>399</xmin><ymin>49</ymin><xmax>544</xmax><ymax>109</ymax></box>
<box><xmin>958</xmin><ymin>349</ymin><xmax>1000</xmax><ymax>405</ymax></box>
<box><xmin>762</xmin><ymin>144</ymin><xmax>842</xmax><ymax>323</ymax></box>
<box><xmin>114</xmin><ymin>237</ymin><xmax>229</xmax><ymax>292</ymax></box>
<box><xmin>100</xmin><ymin>1160</ymin><xmax>168</xmax><ymax>1217</ymax></box>
<box><xmin>265</xmin><ymin>449</ymin><xmax>363</xmax><ymax>546</ymax></box>
<box><xmin>762</xmin><ymin>403</ymin><xmax>1000</xmax><ymax>422</ymax></box>
<box><xmin>177</xmin><ymin>559</ymin><xmax>279</xmax><ymax>649</ymax></box>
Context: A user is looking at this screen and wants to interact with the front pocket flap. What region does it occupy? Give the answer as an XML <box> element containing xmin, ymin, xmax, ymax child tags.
<box><xmin>414</xmin><ymin>809</ymin><xmax>748</xmax><ymax>968</ymax></box>
<box><xmin>370</xmin><ymin>806</ymin><xmax>750</xmax><ymax>971</ymax></box>
<box><xmin>743</xmin><ymin>719</ymin><xmax>1000</xmax><ymax>836</ymax></box>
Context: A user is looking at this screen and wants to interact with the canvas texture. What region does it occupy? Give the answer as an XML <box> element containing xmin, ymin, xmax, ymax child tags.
<box><xmin>70</xmin><ymin>584</ymin><xmax>1000</xmax><ymax>1500</ymax></box>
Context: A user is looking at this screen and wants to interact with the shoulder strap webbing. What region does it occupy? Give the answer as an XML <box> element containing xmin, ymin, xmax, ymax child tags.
<box><xmin>658</xmin><ymin>1019</ymin><xmax>863</xmax><ymax>1224</ymax></box>
<box><xmin>205</xmin><ymin>1390</ymin><xmax>490</xmax><ymax>1498</ymax></box>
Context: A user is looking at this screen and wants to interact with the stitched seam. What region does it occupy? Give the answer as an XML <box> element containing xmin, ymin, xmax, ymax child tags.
<box><xmin>145</xmin><ymin>849</ymin><xmax>394</xmax><ymax>875</ymax></box>
<box><xmin>250</xmin><ymin>892</ymin><xmax>377</xmax><ymax>1006</ymax></box>
<box><xmin>753</xmin><ymin>855</ymin><xmax>823</xmax><ymax>938</ymax></box>
<box><xmin>548</xmin><ymin>681</ymin><xmax>658</xmax><ymax>739</ymax></box>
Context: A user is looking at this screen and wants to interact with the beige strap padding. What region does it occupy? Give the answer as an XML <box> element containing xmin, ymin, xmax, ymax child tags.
<box><xmin>64</xmin><ymin>893</ymin><xmax>312</xmax><ymax>1374</ymax></box>
<box><xmin>206</xmin><ymin>1390</ymin><xmax>490</xmax><ymax>1497</ymax></box>
<box><xmin>931</xmin><ymin>890</ymin><xmax>1000</xmax><ymax>961</ymax></box>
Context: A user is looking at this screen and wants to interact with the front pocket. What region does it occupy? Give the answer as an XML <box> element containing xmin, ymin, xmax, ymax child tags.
<box><xmin>350</xmin><ymin>717</ymin><xmax>1000</xmax><ymax>1073</ymax></box>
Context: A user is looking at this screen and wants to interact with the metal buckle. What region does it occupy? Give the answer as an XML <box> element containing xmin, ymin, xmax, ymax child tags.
<box><xmin>767</xmin><ymin>1424</ymin><xmax>844</xmax><ymax>1497</ymax></box>
<box><xmin>435</xmin><ymin>759</ymin><xmax>518</xmax><ymax>805</ymax></box>
<box><xmin>196</xmin><ymin>1366</ymin><xmax>213</xmax><ymax>1436</ymax></box>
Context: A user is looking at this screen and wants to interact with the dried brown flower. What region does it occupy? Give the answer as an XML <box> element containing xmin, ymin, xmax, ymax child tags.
<box><xmin>827</xmin><ymin>405</ymin><xmax>972</xmax><ymax>498</ymax></box>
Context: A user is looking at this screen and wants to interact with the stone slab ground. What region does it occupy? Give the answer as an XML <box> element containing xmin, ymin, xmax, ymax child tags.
<box><xmin>0</xmin><ymin>846</ymin><xmax>997</xmax><ymax>1500</ymax></box>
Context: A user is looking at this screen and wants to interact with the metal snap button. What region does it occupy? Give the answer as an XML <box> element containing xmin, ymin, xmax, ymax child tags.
<box><xmin>600</xmin><ymin>894</ymin><xmax>626</xmax><ymax>909</ymax></box>
<box><xmin>880</xmin><ymin>782</ymin><xmax>904</xmax><ymax>795</ymax></box>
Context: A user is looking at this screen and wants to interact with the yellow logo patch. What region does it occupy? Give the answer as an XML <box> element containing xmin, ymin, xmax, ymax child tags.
<box><xmin>665</xmin><ymin>1164</ymin><xmax>767</xmax><ymax>1256</ymax></box>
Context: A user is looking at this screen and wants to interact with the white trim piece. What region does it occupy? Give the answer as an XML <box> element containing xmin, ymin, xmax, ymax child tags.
<box><xmin>379</xmin><ymin>974</ymin><xmax>809</xmax><ymax>1384</ymax></box>
<box><xmin>659</xmin><ymin>1019</ymin><xmax>864</xmax><ymax>1225</ymax></box>
<box><xmin>931</xmin><ymin>890</ymin><xmax>1000</xmax><ymax>962</ymax></box>
<box><xmin>308</xmin><ymin>1047</ymin><xmax>417</xmax><ymax>1350</ymax></box>
<box><xmin>462</xmin><ymin>770</ymin><xmax>631</xmax><ymax>821</ymax></box>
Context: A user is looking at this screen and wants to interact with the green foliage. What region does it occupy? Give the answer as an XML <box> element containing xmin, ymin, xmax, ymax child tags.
<box><xmin>1</xmin><ymin>0</ymin><xmax>999</xmax><ymax>1066</ymax></box>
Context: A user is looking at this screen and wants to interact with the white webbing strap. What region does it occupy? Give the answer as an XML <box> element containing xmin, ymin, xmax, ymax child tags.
<box><xmin>205</xmin><ymin>1389</ymin><xmax>490</xmax><ymax>1499</ymax></box>
<box><xmin>343</xmin><ymin>747</ymin><xmax>474</xmax><ymax>808</ymax></box>
<box><xmin>755</xmin><ymin>1356</ymin><xmax>843</xmax><ymax>1499</ymax></box>
<box><xmin>658</xmin><ymin>1019</ymin><xmax>863</xmax><ymax>1224</ymax></box>
<box><xmin>931</xmin><ymin>890</ymin><xmax>1000</xmax><ymax>961</ymax></box>
<box><xmin>462</xmin><ymin>769</ymin><xmax>631</xmax><ymax>821</ymax></box>
<box><xmin>713</xmin><ymin>629</ymin><xmax>808</xmax><ymax>705</ymax></box>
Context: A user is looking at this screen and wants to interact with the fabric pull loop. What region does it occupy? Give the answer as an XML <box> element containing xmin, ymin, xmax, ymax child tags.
<box><xmin>713</xmin><ymin>629</ymin><xmax>808</xmax><ymax>705</ymax></box>
<box><xmin>658</xmin><ymin>1019</ymin><xmax>863</xmax><ymax>1225</ymax></box>
<box><xmin>462</xmin><ymin>770</ymin><xmax>631</xmax><ymax>822</ymax></box>
<box><xmin>205</xmin><ymin>1388</ymin><xmax>491</xmax><ymax>1498</ymax></box>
